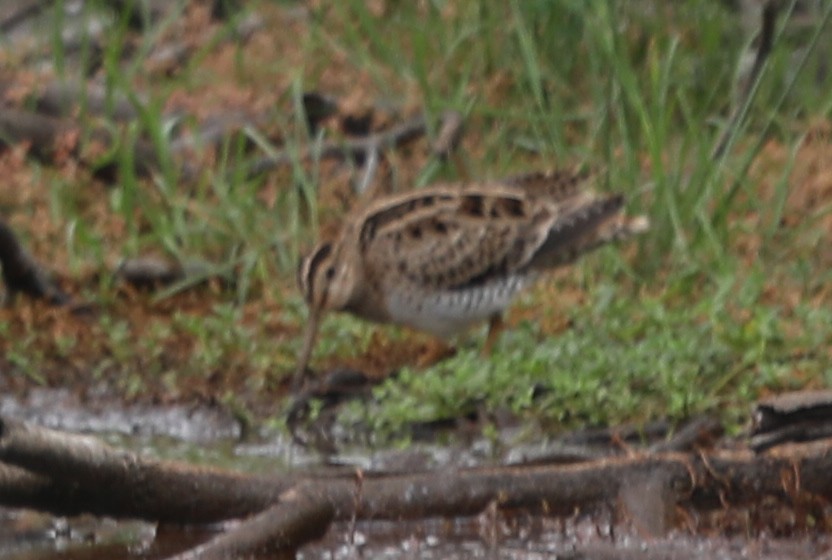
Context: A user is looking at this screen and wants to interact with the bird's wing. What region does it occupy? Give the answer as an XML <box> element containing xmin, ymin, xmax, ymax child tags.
<box><xmin>357</xmin><ymin>186</ymin><xmax>548</xmax><ymax>291</ymax></box>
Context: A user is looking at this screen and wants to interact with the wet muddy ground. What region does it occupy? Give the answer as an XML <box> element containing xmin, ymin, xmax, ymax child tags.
<box><xmin>1</xmin><ymin>389</ymin><xmax>831</xmax><ymax>559</ymax></box>
<box><xmin>3</xmin><ymin>507</ymin><xmax>832</xmax><ymax>560</ymax></box>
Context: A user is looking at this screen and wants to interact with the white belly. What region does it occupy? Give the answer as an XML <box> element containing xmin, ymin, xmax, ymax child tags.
<box><xmin>385</xmin><ymin>275</ymin><xmax>530</xmax><ymax>337</ymax></box>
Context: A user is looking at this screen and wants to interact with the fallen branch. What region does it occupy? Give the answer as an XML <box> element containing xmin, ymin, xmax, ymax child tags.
<box><xmin>0</xmin><ymin>416</ymin><xmax>295</xmax><ymax>523</ymax></box>
<box><xmin>2</xmin><ymin>416</ymin><xmax>832</xmax><ymax>555</ymax></box>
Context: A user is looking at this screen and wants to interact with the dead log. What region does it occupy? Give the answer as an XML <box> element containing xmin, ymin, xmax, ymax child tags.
<box><xmin>166</xmin><ymin>443</ymin><xmax>832</xmax><ymax>553</ymax></box>
<box><xmin>215</xmin><ymin>442</ymin><xmax>832</xmax><ymax>550</ymax></box>
<box><xmin>0</xmin><ymin>416</ymin><xmax>296</xmax><ymax>523</ymax></box>
<box><xmin>0</xmin><ymin>461</ymin><xmax>57</xmax><ymax>510</ymax></box>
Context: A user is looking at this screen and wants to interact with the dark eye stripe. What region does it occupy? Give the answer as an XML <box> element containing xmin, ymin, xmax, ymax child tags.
<box><xmin>299</xmin><ymin>242</ymin><xmax>332</xmax><ymax>304</ymax></box>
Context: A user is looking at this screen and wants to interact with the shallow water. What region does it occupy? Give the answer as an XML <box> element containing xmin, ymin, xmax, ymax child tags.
<box><xmin>5</xmin><ymin>507</ymin><xmax>830</xmax><ymax>560</ymax></box>
<box><xmin>0</xmin><ymin>389</ymin><xmax>830</xmax><ymax>560</ymax></box>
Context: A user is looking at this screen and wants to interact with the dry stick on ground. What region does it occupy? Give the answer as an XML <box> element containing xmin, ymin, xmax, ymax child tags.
<box><xmin>0</xmin><ymin>103</ymin><xmax>250</xmax><ymax>181</ymax></box>
<box><xmin>243</xmin><ymin>114</ymin><xmax>428</xmax><ymax>179</ymax></box>
<box><xmin>3</xmin><ymin>416</ymin><xmax>832</xmax><ymax>555</ymax></box>
<box><xmin>0</xmin><ymin>219</ymin><xmax>69</xmax><ymax>305</ymax></box>
<box><xmin>712</xmin><ymin>0</ymin><xmax>779</xmax><ymax>159</ymax></box>
<box><xmin>649</xmin><ymin>415</ymin><xmax>724</xmax><ymax>453</ymax></box>
<box><xmin>0</xmin><ymin>106</ymin><xmax>161</xmax><ymax>176</ymax></box>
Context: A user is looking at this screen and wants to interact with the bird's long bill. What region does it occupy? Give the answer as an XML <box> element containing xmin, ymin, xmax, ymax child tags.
<box><xmin>294</xmin><ymin>309</ymin><xmax>321</xmax><ymax>388</ymax></box>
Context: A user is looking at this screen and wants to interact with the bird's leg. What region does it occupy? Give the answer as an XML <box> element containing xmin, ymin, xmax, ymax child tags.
<box><xmin>482</xmin><ymin>313</ymin><xmax>505</xmax><ymax>356</ymax></box>
<box><xmin>416</xmin><ymin>338</ymin><xmax>456</xmax><ymax>368</ymax></box>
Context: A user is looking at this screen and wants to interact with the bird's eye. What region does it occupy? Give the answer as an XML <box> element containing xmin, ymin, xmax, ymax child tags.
<box><xmin>325</xmin><ymin>266</ymin><xmax>336</xmax><ymax>280</ymax></box>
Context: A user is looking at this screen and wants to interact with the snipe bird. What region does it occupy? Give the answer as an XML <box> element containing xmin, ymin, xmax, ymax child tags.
<box><xmin>295</xmin><ymin>170</ymin><xmax>648</xmax><ymax>386</ymax></box>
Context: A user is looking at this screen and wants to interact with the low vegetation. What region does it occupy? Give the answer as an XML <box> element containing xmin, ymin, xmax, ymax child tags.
<box><xmin>1</xmin><ymin>0</ymin><xmax>831</xmax><ymax>438</ymax></box>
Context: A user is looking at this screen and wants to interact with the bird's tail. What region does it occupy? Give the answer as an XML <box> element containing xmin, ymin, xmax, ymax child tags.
<box><xmin>529</xmin><ymin>193</ymin><xmax>649</xmax><ymax>270</ymax></box>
